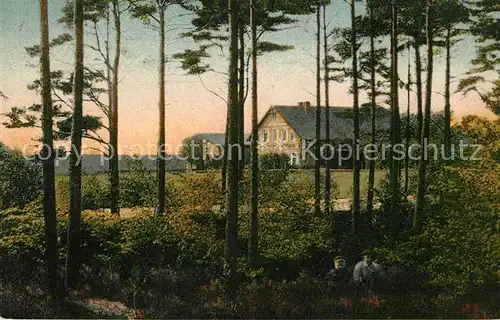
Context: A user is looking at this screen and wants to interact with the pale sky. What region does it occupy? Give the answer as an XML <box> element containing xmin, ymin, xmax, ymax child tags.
<box><xmin>0</xmin><ymin>0</ymin><xmax>495</xmax><ymax>156</ymax></box>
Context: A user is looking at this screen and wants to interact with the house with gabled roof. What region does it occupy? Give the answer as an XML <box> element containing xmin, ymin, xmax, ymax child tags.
<box><xmin>189</xmin><ymin>133</ymin><xmax>226</xmax><ymax>158</ymax></box>
<box><xmin>182</xmin><ymin>132</ymin><xmax>251</xmax><ymax>170</ymax></box>
<box><xmin>257</xmin><ymin>101</ymin><xmax>391</xmax><ymax>168</ymax></box>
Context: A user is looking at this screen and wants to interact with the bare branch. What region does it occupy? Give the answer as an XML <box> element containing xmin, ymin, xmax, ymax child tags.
<box><xmin>93</xmin><ymin>21</ymin><xmax>112</xmax><ymax>69</ymax></box>
<box><xmin>52</xmin><ymin>88</ymin><xmax>73</xmax><ymax>109</ymax></box>
<box><xmin>82</xmin><ymin>146</ymin><xmax>108</xmax><ymax>154</ymax></box>
<box><xmin>197</xmin><ymin>73</ymin><xmax>226</xmax><ymax>104</ymax></box>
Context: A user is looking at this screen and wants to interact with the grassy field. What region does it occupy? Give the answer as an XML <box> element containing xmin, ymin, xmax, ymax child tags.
<box><xmin>56</xmin><ymin>169</ymin><xmax>387</xmax><ymax>199</ymax></box>
<box><xmin>328</xmin><ymin>169</ymin><xmax>386</xmax><ymax>198</ymax></box>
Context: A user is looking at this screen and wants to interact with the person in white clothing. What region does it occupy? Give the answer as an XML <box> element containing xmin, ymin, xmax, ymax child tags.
<box><xmin>352</xmin><ymin>255</ymin><xmax>382</xmax><ymax>290</ymax></box>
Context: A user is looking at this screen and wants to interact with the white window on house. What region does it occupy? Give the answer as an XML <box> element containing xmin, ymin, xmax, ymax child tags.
<box><xmin>290</xmin><ymin>153</ymin><xmax>299</xmax><ymax>166</ymax></box>
<box><xmin>272</xmin><ymin>128</ymin><xmax>277</xmax><ymax>141</ymax></box>
<box><xmin>271</xmin><ymin>112</ymin><xmax>277</xmax><ymax>121</ymax></box>
<box><xmin>263</xmin><ymin>130</ymin><xmax>268</xmax><ymax>142</ymax></box>
<box><xmin>290</xmin><ymin>131</ymin><xmax>295</xmax><ymax>141</ymax></box>
<box><xmin>282</xmin><ymin>128</ymin><xmax>287</xmax><ymax>142</ymax></box>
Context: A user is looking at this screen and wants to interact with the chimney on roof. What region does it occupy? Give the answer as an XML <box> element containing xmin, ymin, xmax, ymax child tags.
<box><xmin>299</xmin><ymin>101</ymin><xmax>311</xmax><ymax>111</ymax></box>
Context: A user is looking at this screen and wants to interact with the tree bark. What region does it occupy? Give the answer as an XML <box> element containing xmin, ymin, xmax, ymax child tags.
<box><xmin>414</xmin><ymin>0</ymin><xmax>434</xmax><ymax>233</ymax></box>
<box><xmin>157</xmin><ymin>5</ymin><xmax>166</xmax><ymax>216</ymax></box>
<box><xmin>323</xmin><ymin>3</ymin><xmax>331</xmax><ymax>216</ymax></box>
<box><xmin>66</xmin><ymin>0</ymin><xmax>84</xmax><ymax>289</ymax></box>
<box><xmin>249</xmin><ymin>0</ymin><xmax>259</xmax><ymax>267</ymax></box>
<box><xmin>222</xmin><ymin>114</ymin><xmax>229</xmax><ymax>193</ymax></box>
<box><xmin>238</xmin><ymin>24</ymin><xmax>245</xmax><ymax>180</ymax></box>
<box><xmin>389</xmin><ymin>0</ymin><xmax>400</xmax><ymax>242</ymax></box>
<box><xmin>405</xmin><ymin>44</ymin><xmax>411</xmax><ymax>194</ymax></box>
<box><xmin>366</xmin><ymin>0</ymin><xmax>376</xmax><ymax>222</ymax></box>
<box><xmin>413</xmin><ymin>42</ymin><xmax>423</xmax><ymax>139</ymax></box>
<box><xmin>351</xmin><ymin>0</ymin><xmax>361</xmax><ymax>235</ymax></box>
<box><xmin>444</xmin><ymin>26</ymin><xmax>452</xmax><ymax>156</ymax></box>
<box><xmin>226</xmin><ymin>0</ymin><xmax>240</xmax><ymax>300</ymax></box>
<box><xmin>105</xmin><ymin>6</ymin><xmax>114</xmax><ymax>207</ymax></box>
<box><xmin>109</xmin><ymin>0</ymin><xmax>121</xmax><ymax>215</ymax></box>
<box><xmin>314</xmin><ymin>3</ymin><xmax>321</xmax><ymax>217</ymax></box>
<box><xmin>40</xmin><ymin>0</ymin><xmax>59</xmax><ymax>301</ymax></box>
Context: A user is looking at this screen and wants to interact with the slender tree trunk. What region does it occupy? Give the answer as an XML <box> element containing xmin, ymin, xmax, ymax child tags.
<box><xmin>444</xmin><ymin>26</ymin><xmax>452</xmax><ymax>156</ymax></box>
<box><xmin>238</xmin><ymin>24</ymin><xmax>245</xmax><ymax>180</ymax></box>
<box><xmin>105</xmin><ymin>6</ymin><xmax>114</xmax><ymax>200</ymax></box>
<box><xmin>157</xmin><ymin>6</ymin><xmax>166</xmax><ymax>216</ymax></box>
<box><xmin>66</xmin><ymin>0</ymin><xmax>84</xmax><ymax>289</ymax></box>
<box><xmin>389</xmin><ymin>0</ymin><xmax>400</xmax><ymax>242</ymax></box>
<box><xmin>249</xmin><ymin>0</ymin><xmax>259</xmax><ymax>267</ymax></box>
<box><xmin>222</xmin><ymin>114</ymin><xmax>229</xmax><ymax>193</ymax></box>
<box><xmin>366</xmin><ymin>1</ymin><xmax>376</xmax><ymax>222</ymax></box>
<box><xmin>414</xmin><ymin>0</ymin><xmax>434</xmax><ymax>232</ymax></box>
<box><xmin>109</xmin><ymin>0</ymin><xmax>121</xmax><ymax>215</ymax></box>
<box><xmin>226</xmin><ymin>0</ymin><xmax>240</xmax><ymax>300</ymax></box>
<box><xmin>413</xmin><ymin>42</ymin><xmax>423</xmax><ymax>138</ymax></box>
<box><xmin>40</xmin><ymin>0</ymin><xmax>59</xmax><ymax>301</ymax></box>
<box><xmin>351</xmin><ymin>0</ymin><xmax>361</xmax><ymax>236</ymax></box>
<box><xmin>323</xmin><ymin>4</ymin><xmax>331</xmax><ymax>216</ymax></box>
<box><xmin>405</xmin><ymin>44</ymin><xmax>411</xmax><ymax>193</ymax></box>
<box><xmin>314</xmin><ymin>3</ymin><xmax>321</xmax><ymax>217</ymax></box>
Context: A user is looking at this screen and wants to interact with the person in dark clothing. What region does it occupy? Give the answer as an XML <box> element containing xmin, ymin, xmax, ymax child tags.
<box><xmin>325</xmin><ymin>256</ymin><xmax>350</xmax><ymax>286</ymax></box>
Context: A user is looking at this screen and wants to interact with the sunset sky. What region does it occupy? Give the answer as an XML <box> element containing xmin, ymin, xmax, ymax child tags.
<box><xmin>0</xmin><ymin>0</ymin><xmax>496</xmax><ymax>156</ymax></box>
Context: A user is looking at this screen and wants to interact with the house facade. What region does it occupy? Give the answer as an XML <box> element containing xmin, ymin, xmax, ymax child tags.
<box><xmin>182</xmin><ymin>133</ymin><xmax>225</xmax><ymax>170</ymax></box>
<box><xmin>184</xmin><ymin>102</ymin><xmax>391</xmax><ymax>169</ymax></box>
<box><xmin>183</xmin><ymin>133</ymin><xmax>251</xmax><ymax>170</ymax></box>
<box><xmin>257</xmin><ymin>102</ymin><xmax>391</xmax><ymax>168</ymax></box>
<box><xmin>257</xmin><ymin>105</ymin><xmax>302</xmax><ymax>166</ymax></box>
<box><xmin>191</xmin><ymin>133</ymin><xmax>226</xmax><ymax>159</ymax></box>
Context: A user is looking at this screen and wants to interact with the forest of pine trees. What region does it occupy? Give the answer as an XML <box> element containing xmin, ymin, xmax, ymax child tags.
<box><xmin>0</xmin><ymin>0</ymin><xmax>499</xmax><ymax>318</ymax></box>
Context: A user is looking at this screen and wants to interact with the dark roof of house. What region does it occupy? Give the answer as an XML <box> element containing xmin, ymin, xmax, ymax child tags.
<box><xmin>271</xmin><ymin>105</ymin><xmax>392</xmax><ymax>142</ymax></box>
<box><xmin>190</xmin><ymin>132</ymin><xmax>251</xmax><ymax>146</ymax></box>
<box><xmin>189</xmin><ymin>133</ymin><xmax>226</xmax><ymax>146</ymax></box>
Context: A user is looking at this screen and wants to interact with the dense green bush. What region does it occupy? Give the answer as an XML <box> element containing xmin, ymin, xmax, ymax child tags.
<box><xmin>0</xmin><ymin>204</ymin><xmax>46</xmax><ymax>287</ymax></box>
<box><xmin>167</xmin><ymin>171</ymin><xmax>222</xmax><ymax>212</ymax></box>
<box><xmin>0</xmin><ymin>144</ymin><xmax>42</xmax><ymax>210</ymax></box>
<box><xmin>2</xmin><ymin>164</ymin><xmax>499</xmax><ymax>318</ymax></box>
<box><xmin>372</xmin><ymin>162</ymin><xmax>500</xmax><ymax>298</ymax></box>
<box><xmin>120</xmin><ymin>159</ymin><xmax>156</xmax><ymax>208</ymax></box>
<box><xmin>371</xmin><ymin>117</ymin><xmax>500</xmax><ymax>298</ymax></box>
<box><xmin>259</xmin><ymin>153</ymin><xmax>290</xmax><ymax>170</ymax></box>
<box><xmin>55</xmin><ymin>177</ymin><xmax>69</xmax><ymax>213</ymax></box>
<box><xmin>55</xmin><ymin>174</ymin><xmax>110</xmax><ymax>212</ymax></box>
<box><xmin>2</xmin><ymin>116</ymin><xmax>499</xmax><ymax>318</ymax></box>
<box><xmin>82</xmin><ymin>174</ymin><xmax>110</xmax><ymax>209</ymax></box>
<box><xmin>56</xmin><ymin>159</ymin><xmax>158</xmax><ymax>211</ymax></box>
<box><xmin>237</xmin><ymin>169</ymin><xmax>337</xmax><ymax>280</ymax></box>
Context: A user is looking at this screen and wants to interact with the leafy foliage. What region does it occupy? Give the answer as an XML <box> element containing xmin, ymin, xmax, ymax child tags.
<box><xmin>0</xmin><ymin>144</ymin><xmax>42</xmax><ymax>210</ymax></box>
<box><xmin>173</xmin><ymin>0</ymin><xmax>315</xmax><ymax>77</ymax></box>
<box><xmin>372</xmin><ymin>116</ymin><xmax>500</xmax><ymax>296</ymax></box>
<box><xmin>458</xmin><ymin>0</ymin><xmax>500</xmax><ymax>115</ymax></box>
<box><xmin>259</xmin><ymin>153</ymin><xmax>290</xmax><ymax>170</ymax></box>
<box><xmin>120</xmin><ymin>159</ymin><xmax>157</xmax><ymax>208</ymax></box>
<box><xmin>3</xmin><ymin>69</ymin><xmax>107</xmax><ymax>145</ymax></box>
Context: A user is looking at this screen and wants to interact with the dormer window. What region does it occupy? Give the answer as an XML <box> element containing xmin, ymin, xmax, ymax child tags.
<box><xmin>271</xmin><ymin>112</ymin><xmax>277</xmax><ymax>121</ymax></box>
